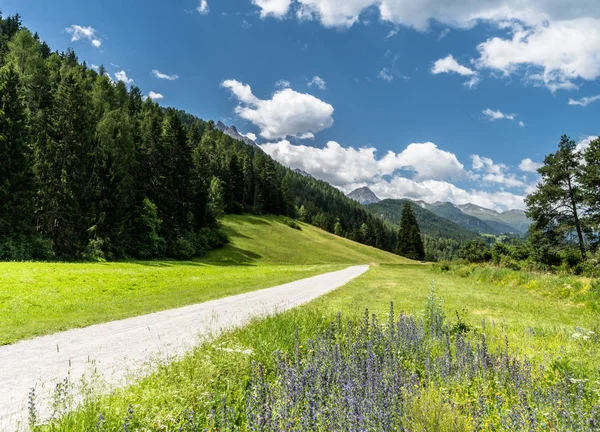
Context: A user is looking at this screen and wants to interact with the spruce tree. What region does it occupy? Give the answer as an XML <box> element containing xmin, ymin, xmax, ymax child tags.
<box><xmin>582</xmin><ymin>138</ymin><xmax>600</xmax><ymax>248</ymax></box>
<box><xmin>396</xmin><ymin>203</ymin><xmax>425</xmax><ymax>260</ymax></box>
<box><xmin>526</xmin><ymin>135</ymin><xmax>587</xmax><ymax>259</ymax></box>
<box><xmin>0</xmin><ymin>64</ymin><xmax>34</xmax><ymax>256</ymax></box>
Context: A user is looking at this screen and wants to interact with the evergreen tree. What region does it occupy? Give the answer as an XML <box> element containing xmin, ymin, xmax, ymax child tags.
<box><xmin>208</xmin><ymin>176</ymin><xmax>225</xmax><ymax>219</ymax></box>
<box><xmin>0</xmin><ymin>64</ymin><xmax>34</xmax><ymax>257</ymax></box>
<box><xmin>582</xmin><ymin>138</ymin><xmax>600</xmax><ymax>248</ymax></box>
<box><xmin>37</xmin><ymin>69</ymin><xmax>93</xmax><ymax>258</ymax></box>
<box><xmin>526</xmin><ymin>135</ymin><xmax>587</xmax><ymax>259</ymax></box>
<box><xmin>396</xmin><ymin>203</ymin><xmax>425</xmax><ymax>260</ymax></box>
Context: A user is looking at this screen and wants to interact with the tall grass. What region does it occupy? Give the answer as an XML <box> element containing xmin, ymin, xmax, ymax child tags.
<box><xmin>33</xmin><ymin>286</ymin><xmax>600</xmax><ymax>431</ymax></box>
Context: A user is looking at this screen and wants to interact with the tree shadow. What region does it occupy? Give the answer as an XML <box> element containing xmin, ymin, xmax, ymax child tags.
<box><xmin>205</xmin><ymin>246</ymin><xmax>262</xmax><ymax>266</ymax></box>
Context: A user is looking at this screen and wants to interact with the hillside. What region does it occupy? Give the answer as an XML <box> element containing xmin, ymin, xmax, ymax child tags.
<box><xmin>458</xmin><ymin>204</ymin><xmax>531</xmax><ymax>234</ymax></box>
<box><xmin>368</xmin><ymin>199</ymin><xmax>479</xmax><ymax>242</ymax></box>
<box><xmin>415</xmin><ymin>201</ymin><xmax>513</xmax><ymax>235</ymax></box>
<box><xmin>208</xmin><ymin>215</ymin><xmax>412</xmax><ymax>265</ymax></box>
<box><xmin>0</xmin><ymin>15</ymin><xmax>398</xmax><ymax>261</ymax></box>
<box><xmin>1</xmin><ymin>214</ymin><xmax>410</xmax><ymax>344</ymax></box>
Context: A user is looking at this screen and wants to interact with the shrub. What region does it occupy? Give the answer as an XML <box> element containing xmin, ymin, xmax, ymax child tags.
<box><xmin>172</xmin><ymin>236</ymin><xmax>195</xmax><ymax>260</ymax></box>
<box><xmin>439</xmin><ymin>261</ymin><xmax>451</xmax><ymax>272</ymax></box>
<box><xmin>282</xmin><ymin>218</ymin><xmax>301</xmax><ymax>230</ymax></box>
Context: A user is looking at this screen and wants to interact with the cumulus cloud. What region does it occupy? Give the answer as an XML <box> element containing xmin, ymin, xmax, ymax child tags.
<box><xmin>221</xmin><ymin>79</ymin><xmax>334</xmax><ymax>140</ymax></box>
<box><xmin>482</xmin><ymin>108</ymin><xmax>520</xmax><ymax>123</ymax></box>
<box><xmin>432</xmin><ymin>55</ymin><xmax>475</xmax><ymax>76</ymax></box>
<box><xmin>576</xmin><ymin>136</ymin><xmax>599</xmax><ymax>153</ymax></box>
<box><xmin>476</xmin><ymin>19</ymin><xmax>600</xmax><ymax>91</ymax></box>
<box><xmin>252</xmin><ymin>0</ymin><xmax>292</xmax><ymax>18</ymax></box>
<box><xmin>152</xmin><ymin>70</ymin><xmax>179</xmax><ymax>81</ymax></box>
<box><xmin>66</xmin><ymin>25</ymin><xmax>102</xmax><ymax>48</ymax></box>
<box><xmin>148</xmin><ymin>91</ymin><xmax>164</xmax><ymax>100</ymax></box>
<box><xmin>260</xmin><ymin>139</ymin><xmax>528</xmax><ymax>211</ymax></box>
<box><xmin>308</xmin><ymin>76</ymin><xmax>327</xmax><ymax>90</ymax></box>
<box><xmin>471</xmin><ymin>154</ymin><xmax>527</xmax><ymax>188</ymax></box>
<box><xmin>197</xmin><ymin>0</ymin><xmax>210</xmax><ymax>15</ymax></box>
<box><xmin>519</xmin><ymin>158</ymin><xmax>542</xmax><ymax>173</ymax></box>
<box><xmin>114</xmin><ymin>70</ymin><xmax>134</xmax><ymax>85</ymax></box>
<box><xmin>568</xmin><ymin>94</ymin><xmax>600</xmax><ymax>107</ymax></box>
<box><xmin>242</xmin><ymin>132</ymin><xmax>258</xmax><ymax>141</ymax></box>
<box><xmin>250</xmin><ymin>1</ymin><xmax>600</xmax><ymax>91</ymax></box>
<box><xmin>260</xmin><ymin>140</ymin><xmax>467</xmax><ymax>185</ymax></box>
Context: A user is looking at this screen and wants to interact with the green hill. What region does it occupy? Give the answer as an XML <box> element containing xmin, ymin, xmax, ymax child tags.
<box><xmin>1</xmin><ymin>214</ymin><xmax>410</xmax><ymax>344</ymax></box>
<box><xmin>368</xmin><ymin>199</ymin><xmax>479</xmax><ymax>242</ymax></box>
<box><xmin>416</xmin><ymin>201</ymin><xmax>512</xmax><ymax>235</ymax></box>
<box><xmin>208</xmin><ymin>215</ymin><xmax>413</xmax><ymax>265</ymax></box>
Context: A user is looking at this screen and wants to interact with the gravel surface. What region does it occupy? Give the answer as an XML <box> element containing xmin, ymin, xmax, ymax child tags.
<box><xmin>0</xmin><ymin>265</ymin><xmax>369</xmax><ymax>431</ymax></box>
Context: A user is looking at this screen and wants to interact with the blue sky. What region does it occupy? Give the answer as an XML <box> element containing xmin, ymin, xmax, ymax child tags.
<box><xmin>4</xmin><ymin>0</ymin><xmax>599</xmax><ymax>210</ymax></box>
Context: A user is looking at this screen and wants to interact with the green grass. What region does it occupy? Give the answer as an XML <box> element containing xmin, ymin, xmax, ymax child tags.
<box><xmin>0</xmin><ymin>215</ymin><xmax>408</xmax><ymax>345</ymax></box>
<box><xmin>39</xmin><ymin>264</ymin><xmax>600</xmax><ymax>431</ymax></box>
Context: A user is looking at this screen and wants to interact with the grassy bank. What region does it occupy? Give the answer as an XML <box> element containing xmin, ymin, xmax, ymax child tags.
<box><xmin>37</xmin><ymin>264</ymin><xmax>600</xmax><ymax>431</ymax></box>
<box><xmin>0</xmin><ymin>215</ymin><xmax>408</xmax><ymax>345</ymax></box>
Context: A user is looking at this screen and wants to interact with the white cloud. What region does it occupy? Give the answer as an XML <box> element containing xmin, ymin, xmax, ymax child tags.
<box><xmin>275</xmin><ymin>79</ymin><xmax>291</xmax><ymax>88</ymax></box>
<box><xmin>260</xmin><ymin>140</ymin><xmax>467</xmax><ymax>185</ymax></box>
<box><xmin>65</xmin><ymin>25</ymin><xmax>102</xmax><ymax>48</ymax></box>
<box><xmin>476</xmin><ymin>19</ymin><xmax>600</xmax><ymax>91</ymax></box>
<box><xmin>242</xmin><ymin>132</ymin><xmax>258</xmax><ymax>141</ymax></box>
<box><xmin>152</xmin><ymin>70</ymin><xmax>179</xmax><ymax>81</ymax></box>
<box><xmin>386</xmin><ymin>28</ymin><xmax>399</xmax><ymax>38</ymax></box>
<box><xmin>367</xmin><ymin>178</ymin><xmax>527</xmax><ymax>211</ymax></box>
<box><xmin>568</xmin><ymin>94</ymin><xmax>600</xmax><ymax>107</ymax></box>
<box><xmin>308</xmin><ymin>76</ymin><xmax>327</xmax><ymax>90</ymax></box>
<box><xmin>432</xmin><ymin>54</ymin><xmax>475</xmax><ymax>76</ymax></box>
<box><xmin>221</xmin><ymin>79</ymin><xmax>334</xmax><ymax>140</ymax></box>
<box><xmin>252</xmin><ymin>0</ymin><xmax>292</xmax><ymax>18</ymax></box>
<box><xmin>482</xmin><ymin>108</ymin><xmax>518</xmax><ymax>122</ymax></box>
<box><xmin>250</xmin><ymin>1</ymin><xmax>600</xmax><ymax>91</ymax></box>
<box><xmin>197</xmin><ymin>0</ymin><xmax>210</xmax><ymax>15</ymax></box>
<box><xmin>576</xmin><ymin>136</ymin><xmax>599</xmax><ymax>153</ymax></box>
<box><xmin>148</xmin><ymin>91</ymin><xmax>164</xmax><ymax>100</ymax></box>
<box><xmin>518</xmin><ymin>121</ymin><xmax>525</xmax><ymax>127</ymax></box>
<box><xmin>463</xmin><ymin>75</ymin><xmax>481</xmax><ymax>89</ymax></box>
<box><xmin>90</xmin><ymin>64</ymin><xmax>100</xmax><ymax>72</ymax></box>
<box><xmin>114</xmin><ymin>70</ymin><xmax>134</xmax><ymax>85</ymax></box>
<box><xmin>378</xmin><ymin>68</ymin><xmax>394</xmax><ymax>82</ymax></box>
<box><xmin>519</xmin><ymin>158</ymin><xmax>542</xmax><ymax>173</ymax></box>
<box><xmin>260</xmin><ymin>139</ymin><xmax>527</xmax><ymax>211</ymax></box>
<box><xmin>471</xmin><ymin>154</ymin><xmax>528</xmax><ymax>189</ymax></box>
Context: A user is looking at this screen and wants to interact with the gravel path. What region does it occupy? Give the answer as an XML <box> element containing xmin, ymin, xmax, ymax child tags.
<box><xmin>0</xmin><ymin>265</ymin><xmax>368</xmax><ymax>431</ymax></box>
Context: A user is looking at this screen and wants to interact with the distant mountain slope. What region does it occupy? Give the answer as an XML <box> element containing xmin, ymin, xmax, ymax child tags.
<box><xmin>368</xmin><ymin>199</ymin><xmax>479</xmax><ymax>242</ymax></box>
<box><xmin>347</xmin><ymin>187</ymin><xmax>381</xmax><ymax>205</ymax></box>
<box><xmin>457</xmin><ymin>204</ymin><xmax>531</xmax><ymax>235</ymax></box>
<box><xmin>215</xmin><ymin>121</ymin><xmax>258</xmax><ymax>148</ymax></box>
<box><xmin>414</xmin><ymin>201</ymin><xmax>512</xmax><ymax>235</ymax></box>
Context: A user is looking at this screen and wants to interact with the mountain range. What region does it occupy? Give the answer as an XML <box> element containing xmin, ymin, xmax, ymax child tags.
<box><xmin>347</xmin><ymin>187</ymin><xmax>530</xmax><ymax>237</ymax></box>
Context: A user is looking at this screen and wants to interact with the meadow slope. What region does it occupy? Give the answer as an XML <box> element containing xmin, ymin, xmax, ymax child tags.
<box><xmin>0</xmin><ymin>215</ymin><xmax>410</xmax><ymax>344</ymax></box>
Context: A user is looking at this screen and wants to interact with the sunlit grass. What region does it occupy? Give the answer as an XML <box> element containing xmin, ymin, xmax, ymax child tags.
<box><xmin>1</xmin><ymin>215</ymin><xmax>408</xmax><ymax>345</ymax></box>
<box><xmin>37</xmin><ymin>264</ymin><xmax>600</xmax><ymax>431</ymax></box>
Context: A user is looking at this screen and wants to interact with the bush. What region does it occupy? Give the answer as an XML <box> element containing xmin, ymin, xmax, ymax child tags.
<box><xmin>500</xmin><ymin>255</ymin><xmax>521</xmax><ymax>271</ymax></box>
<box><xmin>172</xmin><ymin>236</ymin><xmax>196</xmax><ymax>260</ymax></box>
<box><xmin>282</xmin><ymin>219</ymin><xmax>301</xmax><ymax>230</ymax></box>
<box><xmin>438</xmin><ymin>261</ymin><xmax>451</xmax><ymax>272</ymax></box>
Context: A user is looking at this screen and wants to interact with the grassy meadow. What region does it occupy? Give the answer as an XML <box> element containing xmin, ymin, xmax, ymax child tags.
<box><xmin>35</xmin><ymin>263</ymin><xmax>600</xmax><ymax>431</ymax></box>
<box><xmin>0</xmin><ymin>215</ymin><xmax>409</xmax><ymax>345</ymax></box>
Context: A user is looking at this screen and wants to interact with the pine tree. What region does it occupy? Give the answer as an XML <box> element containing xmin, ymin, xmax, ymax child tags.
<box><xmin>0</xmin><ymin>64</ymin><xmax>34</xmax><ymax>256</ymax></box>
<box><xmin>582</xmin><ymin>138</ymin><xmax>600</xmax><ymax>248</ymax></box>
<box><xmin>396</xmin><ymin>203</ymin><xmax>425</xmax><ymax>260</ymax></box>
<box><xmin>37</xmin><ymin>69</ymin><xmax>93</xmax><ymax>258</ymax></box>
<box><xmin>526</xmin><ymin>135</ymin><xmax>587</xmax><ymax>259</ymax></box>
